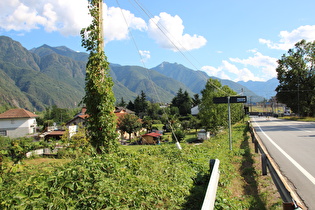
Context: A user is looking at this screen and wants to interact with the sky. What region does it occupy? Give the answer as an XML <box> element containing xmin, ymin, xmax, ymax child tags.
<box><xmin>1</xmin><ymin>0</ymin><xmax>315</xmax><ymax>82</ymax></box>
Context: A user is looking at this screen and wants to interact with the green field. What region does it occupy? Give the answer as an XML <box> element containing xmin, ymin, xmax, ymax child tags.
<box><xmin>1</xmin><ymin>120</ymin><xmax>281</xmax><ymax>209</ymax></box>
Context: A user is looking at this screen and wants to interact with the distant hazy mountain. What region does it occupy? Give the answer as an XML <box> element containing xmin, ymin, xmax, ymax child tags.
<box><xmin>237</xmin><ymin>78</ymin><xmax>278</xmax><ymax>100</ymax></box>
<box><xmin>151</xmin><ymin>62</ymin><xmax>264</xmax><ymax>102</ymax></box>
<box><xmin>0</xmin><ymin>36</ymin><xmax>268</xmax><ymax>111</ymax></box>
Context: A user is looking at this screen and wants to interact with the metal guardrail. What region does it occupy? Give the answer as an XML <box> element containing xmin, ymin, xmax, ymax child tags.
<box><xmin>201</xmin><ymin>159</ymin><xmax>220</xmax><ymax>210</ymax></box>
<box><xmin>249</xmin><ymin>122</ymin><xmax>305</xmax><ymax>210</ymax></box>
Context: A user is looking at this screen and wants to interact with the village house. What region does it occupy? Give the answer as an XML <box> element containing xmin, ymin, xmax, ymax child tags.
<box><xmin>140</xmin><ymin>132</ymin><xmax>162</xmax><ymax>145</ymax></box>
<box><xmin>66</xmin><ymin>107</ymin><xmax>140</xmax><ymax>141</ymax></box>
<box><xmin>0</xmin><ymin>108</ymin><xmax>38</xmax><ymax>138</ymax></box>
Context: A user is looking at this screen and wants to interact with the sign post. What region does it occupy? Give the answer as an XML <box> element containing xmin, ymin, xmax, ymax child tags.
<box><xmin>213</xmin><ymin>96</ymin><xmax>247</xmax><ymax>150</ymax></box>
<box><xmin>228</xmin><ymin>96</ymin><xmax>232</xmax><ymax>150</ymax></box>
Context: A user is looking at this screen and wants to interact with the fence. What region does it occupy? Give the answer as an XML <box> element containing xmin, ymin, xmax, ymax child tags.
<box><xmin>26</xmin><ymin>147</ymin><xmax>60</xmax><ymax>158</ymax></box>
<box><xmin>249</xmin><ymin>122</ymin><xmax>305</xmax><ymax>210</ymax></box>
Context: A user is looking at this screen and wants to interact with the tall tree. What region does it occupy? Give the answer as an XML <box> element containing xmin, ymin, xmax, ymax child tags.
<box><xmin>171</xmin><ymin>88</ymin><xmax>192</xmax><ymax>116</ymax></box>
<box><xmin>81</xmin><ymin>0</ymin><xmax>118</xmax><ymax>153</ymax></box>
<box><xmin>199</xmin><ymin>79</ymin><xmax>242</xmax><ymax>133</ymax></box>
<box><xmin>276</xmin><ymin>40</ymin><xmax>315</xmax><ymax>117</ymax></box>
<box><xmin>133</xmin><ymin>91</ymin><xmax>148</xmax><ymax>117</ymax></box>
<box><xmin>117</xmin><ymin>97</ymin><xmax>127</xmax><ymax>107</ymax></box>
<box><xmin>192</xmin><ymin>93</ymin><xmax>201</xmax><ymax>107</ymax></box>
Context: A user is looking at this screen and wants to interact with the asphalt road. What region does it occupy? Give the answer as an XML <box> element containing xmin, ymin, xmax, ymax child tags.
<box><xmin>250</xmin><ymin>116</ymin><xmax>315</xmax><ymax>209</ymax></box>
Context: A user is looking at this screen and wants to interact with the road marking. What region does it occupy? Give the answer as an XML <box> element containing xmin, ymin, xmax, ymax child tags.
<box><xmin>253</xmin><ymin>119</ymin><xmax>315</xmax><ymax>185</ymax></box>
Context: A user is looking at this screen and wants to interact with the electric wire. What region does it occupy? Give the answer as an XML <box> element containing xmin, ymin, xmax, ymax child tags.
<box><xmin>115</xmin><ymin>0</ymin><xmax>182</xmax><ymax>148</ymax></box>
<box><xmin>130</xmin><ymin>0</ymin><xmax>230</xmax><ymax>96</ymax></box>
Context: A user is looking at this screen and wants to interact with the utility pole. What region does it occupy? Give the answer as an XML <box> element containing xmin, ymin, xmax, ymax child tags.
<box><xmin>98</xmin><ymin>0</ymin><xmax>103</xmax><ymax>52</ymax></box>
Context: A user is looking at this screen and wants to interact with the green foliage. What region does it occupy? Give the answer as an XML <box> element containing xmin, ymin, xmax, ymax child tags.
<box><xmin>199</xmin><ymin>78</ymin><xmax>244</xmax><ymax>133</ymax></box>
<box><xmin>5</xmin><ymin>137</ymin><xmax>42</xmax><ymax>164</ymax></box>
<box><xmin>118</xmin><ymin>114</ymin><xmax>142</xmax><ymax>140</ymax></box>
<box><xmin>192</xmin><ymin>93</ymin><xmax>201</xmax><ymax>106</ymax></box>
<box><xmin>276</xmin><ymin>39</ymin><xmax>315</xmax><ymax>117</ymax></box>
<box><xmin>0</xmin><ymin>121</ymin><xmax>279</xmax><ymax>209</ymax></box>
<box><xmin>81</xmin><ymin>0</ymin><xmax>118</xmax><ymax>153</ymax></box>
<box><xmin>117</xmin><ymin>97</ymin><xmax>127</xmax><ymax>107</ymax></box>
<box><xmin>133</xmin><ymin>90</ymin><xmax>148</xmax><ymax>117</ymax></box>
<box><xmin>61</xmin><ymin>125</ymin><xmax>89</xmax><ymax>149</ymax></box>
<box><xmin>172</xmin><ymin>130</ymin><xmax>186</xmax><ymax>142</ymax></box>
<box><xmin>171</xmin><ymin>88</ymin><xmax>192</xmax><ymax>116</ymax></box>
<box><xmin>42</xmin><ymin>105</ymin><xmax>76</xmax><ymax>125</ymax></box>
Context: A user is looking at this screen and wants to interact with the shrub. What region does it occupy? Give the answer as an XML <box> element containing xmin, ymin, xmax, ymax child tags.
<box><xmin>172</xmin><ymin>129</ymin><xmax>186</xmax><ymax>142</ymax></box>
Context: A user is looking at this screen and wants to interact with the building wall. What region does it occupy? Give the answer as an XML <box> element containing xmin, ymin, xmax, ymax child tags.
<box><xmin>0</xmin><ymin>118</ymin><xmax>37</xmax><ymax>138</ymax></box>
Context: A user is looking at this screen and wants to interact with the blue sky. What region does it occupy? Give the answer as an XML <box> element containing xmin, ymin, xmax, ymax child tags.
<box><xmin>1</xmin><ymin>0</ymin><xmax>315</xmax><ymax>82</ymax></box>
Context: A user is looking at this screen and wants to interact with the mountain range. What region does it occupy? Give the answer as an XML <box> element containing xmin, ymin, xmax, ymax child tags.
<box><xmin>0</xmin><ymin>36</ymin><xmax>277</xmax><ymax>111</ymax></box>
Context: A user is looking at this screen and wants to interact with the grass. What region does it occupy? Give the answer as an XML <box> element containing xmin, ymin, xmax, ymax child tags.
<box><xmin>280</xmin><ymin>116</ymin><xmax>315</xmax><ymax>122</ymax></box>
<box><xmin>2</xmin><ymin>120</ymin><xmax>282</xmax><ymax>209</ymax></box>
<box><xmin>23</xmin><ymin>157</ymin><xmax>71</xmax><ymax>166</ymax></box>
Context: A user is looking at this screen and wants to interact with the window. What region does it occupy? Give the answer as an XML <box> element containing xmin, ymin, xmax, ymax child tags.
<box><xmin>0</xmin><ymin>130</ymin><xmax>7</xmax><ymax>136</ymax></box>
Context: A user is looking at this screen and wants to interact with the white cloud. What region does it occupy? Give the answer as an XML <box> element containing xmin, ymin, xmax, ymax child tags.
<box><xmin>148</xmin><ymin>12</ymin><xmax>207</xmax><ymax>51</ymax></box>
<box><xmin>0</xmin><ymin>0</ymin><xmax>90</xmax><ymax>35</ymax></box>
<box><xmin>0</xmin><ymin>0</ymin><xmax>146</xmax><ymax>40</ymax></box>
<box><xmin>103</xmin><ymin>5</ymin><xmax>146</xmax><ymax>43</ymax></box>
<box><xmin>259</xmin><ymin>25</ymin><xmax>315</xmax><ymax>50</ymax></box>
<box><xmin>201</xmin><ymin>65</ymin><xmax>231</xmax><ymax>80</ymax></box>
<box><xmin>139</xmin><ymin>50</ymin><xmax>151</xmax><ymax>63</ymax></box>
<box><xmin>201</xmin><ymin>51</ymin><xmax>276</xmax><ymax>82</ymax></box>
<box><xmin>229</xmin><ymin>50</ymin><xmax>278</xmax><ymax>79</ymax></box>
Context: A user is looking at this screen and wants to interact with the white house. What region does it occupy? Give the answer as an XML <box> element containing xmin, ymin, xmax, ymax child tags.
<box><xmin>0</xmin><ymin>108</ymin><xmax>38</xmax><ymax>138</ymax></box>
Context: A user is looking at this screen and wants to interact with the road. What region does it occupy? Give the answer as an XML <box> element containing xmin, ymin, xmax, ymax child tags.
<box><xmin>251</xmin><ymin>116</ymin><xmax>315</xmax><ymax>209</ymax></box>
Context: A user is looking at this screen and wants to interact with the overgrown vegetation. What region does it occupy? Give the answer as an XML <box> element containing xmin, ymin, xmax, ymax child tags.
<box><xmin>81</xmin><ymin>0</ymin><xmax>118</xmax><ymax>153</ymax></box>
<box><xmin>0</xmin><ymin>121</ymin><xmax>281</xmax><ymax>209</ymax></box>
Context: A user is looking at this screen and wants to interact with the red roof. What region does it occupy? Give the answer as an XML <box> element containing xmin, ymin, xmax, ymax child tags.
<box><xmin>142</xmin><ymin>132</ymin><xmax>162</xmax><ymax>137</ymax></box>
<box><xmin>0</xmin><ymin>108</ymin><xmax>38</xmax><ymax>119</ymax></box>
<box><xmin>46</xmin><ymin>130</ymin><xmax>65</xmax><ymax>136</ymax></box>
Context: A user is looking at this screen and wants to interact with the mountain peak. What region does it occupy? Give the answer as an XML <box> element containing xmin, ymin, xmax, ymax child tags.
<box><xmin>31</xmin><ymin>44</ymin><xmax>88</xmax><ymax>62</ymax></box>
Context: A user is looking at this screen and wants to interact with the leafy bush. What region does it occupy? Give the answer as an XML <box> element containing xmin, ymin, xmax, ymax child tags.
<box><xmin>172</xmin><ymin>129</ymin><xmax>186</xmax><ymax>142</ymax></box>
<box><xmin>0</xmin><ymin>121</ymin><xmax>277</xmax><ymax>209</ymax></box>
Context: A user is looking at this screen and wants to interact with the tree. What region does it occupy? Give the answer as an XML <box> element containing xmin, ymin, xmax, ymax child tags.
<box><xmin>117</xmin><ymin>97</ymin><xmax>127</xmax><ymax>107</ymax></box>
<box><xmin>133</xmin><ymin>91</ymin><xmax>148</xmax><ymax>117</ymax></box>
<box><xmin>126</xmin><ymin>100</ymin><xmax>135</xmax><ymax>111</ymax></box>
<box><xmin>142</xmin><ymin>116</ymin><xmax>153</xmax><ymax>132</ymax></box>
<box><xmin>199</xmin><ymin>79</ymin><xmax>242</xmax><ymax>133</ymax></box>
<box><xmin>188</xmin><ymin>115</ymin><xmax>201</xmax><ymax>133</ymax></box>
<box><xmin>192</xmin><ymin>93</ymin><xmax>201</xmax><ymax>107</ymax></box>
<box><xmin>171</xmin><ymin>130</ymin><xmax>186</xmax><ymax>142</ymax></box>
<box><xmin>118</xmin><ymin>114</ymin><xmax>142</xmax><ymax>141</ymax></box>
<box><xmin>146</xmin><ymin>102</ymin><xmax>160</xmax><ymax>120</ymax></box>
<box><xmin>276</xmin><ymin>40</ymin><xmax>315</xmax><ymax>117</ymax></box>
<box><xmin>171</xmin><ymin>88</ymin><xmax>192</xmax><ymax>116</ymax></box>
<box><xmin>81</xmin><ymin>0</ymin><xmax>118</xmax><ymax>153</ymax></box>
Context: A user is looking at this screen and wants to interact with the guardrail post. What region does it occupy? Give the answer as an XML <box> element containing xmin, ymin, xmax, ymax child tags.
<box><xmin>261</xmin><ymin>153</ymin><xmax>267</xmax><ymax>175</ymax></box>
<box><xmin>254</xmin><ymin>139</ymin><xmax>259</xmax><ymax>153</ymax></box>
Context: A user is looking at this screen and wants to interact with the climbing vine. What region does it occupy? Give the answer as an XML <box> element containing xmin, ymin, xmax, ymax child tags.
<box><xmin>80</xmin><ymin>0</ymin><xmax>118</xmax><ymax>153</ymax></box>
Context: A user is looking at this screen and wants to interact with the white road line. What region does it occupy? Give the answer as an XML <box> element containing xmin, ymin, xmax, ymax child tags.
<box><xmin>253</xmin><ymin>119</ymin><xmax>315</xmax><ymax>185</ymax></box>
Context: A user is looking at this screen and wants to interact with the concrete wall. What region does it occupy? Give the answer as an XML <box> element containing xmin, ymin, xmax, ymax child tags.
<box><xmin>0</xmin><ymin>118</ymin><xmax>37</xmax><ymax>138</ymax></box>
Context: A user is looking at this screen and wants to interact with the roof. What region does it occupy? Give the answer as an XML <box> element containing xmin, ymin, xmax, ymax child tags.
<box><xmin>46</xmin><ymin>130</ymin><xmax>65</xmax><ymax>136</ymax></box>
<box><xmin>0</xmin><ymin>108</ymin><xmax>38</xmax><ymax>119</ymax></box>
<box><xmin>142</xmin><ymin>132</ymin><xmax>162</xmax><ymax>137</ymax></box>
